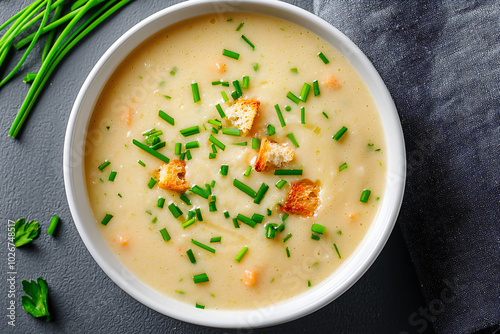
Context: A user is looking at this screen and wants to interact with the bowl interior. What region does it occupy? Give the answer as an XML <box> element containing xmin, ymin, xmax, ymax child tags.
<box><xmin>64</xmin><ymin>0</ymin><xmax>405</xmax><ymax>328</ymax></box>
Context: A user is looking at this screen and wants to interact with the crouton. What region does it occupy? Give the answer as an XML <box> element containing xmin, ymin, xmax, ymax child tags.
<box><xmin>254</xmin><ymin>138</ymin><xmax>294</xmax><ymax>172</ymax></box>
<box><xmin>158</xmin><ymin>160</ymin><xmax>189</xmax><ymax>192</ymax></box>
<box><xmin>225</xmin><ymin>98</ymin><xmax>260</xmax><ymax>135</ymax></box>
<box><xmin>282</xmin><ymin>179</ymin><xmax>321</xmax><ymax>217</ymax></box>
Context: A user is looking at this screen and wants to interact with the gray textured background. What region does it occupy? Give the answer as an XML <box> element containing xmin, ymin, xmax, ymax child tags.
<box><xmin>0</xmin><ymin>1</ymin><xmax>433</xmax><ymax>333</ymax></box>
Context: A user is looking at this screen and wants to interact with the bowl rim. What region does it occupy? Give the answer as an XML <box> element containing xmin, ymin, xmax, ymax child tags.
<box><xmin>64</xmin><ymin>0</ymin><xmax>406</xmax><ymax>329</ymax></box>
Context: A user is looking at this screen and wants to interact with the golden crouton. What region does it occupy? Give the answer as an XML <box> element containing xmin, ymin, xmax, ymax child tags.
<box><xmin>158</xmin><ymin>160</ymin><xmax>189</xmax><ymax>192</ymax></box>
<box><xmin>225</xmin><ymin>98</ymin><xmax>260</xmax><ymax>135</ymax></box>
<box><xmin>282</xmin><ymin>179</ymin><xmax>321</xmax><ymax>217</ymax></box>
<box><xmin>254</xmin><ymin>138</ymin><xmax>294</xmax><ymax>172</ymax></box>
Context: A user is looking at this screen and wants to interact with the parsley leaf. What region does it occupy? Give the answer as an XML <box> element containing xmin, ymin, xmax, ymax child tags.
<box><xmin>14</xmin><ymin>218</ymin><xmax>40</xmax><ymax>247</ymax></box>
<box><xmin>21</xmin><ymin>277</ymin><xmax>50</xmax><ymax>321</ymax></box>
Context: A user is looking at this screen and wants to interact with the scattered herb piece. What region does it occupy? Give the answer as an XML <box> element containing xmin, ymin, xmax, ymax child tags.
<box><xmin>186</xmin><ymin>249</ymin><xmax>196</xmax><ymax>263</ymax></box>
<box><xmin>222</xmin><ymin>49</ymin><xmax>240</xmax><ymax>60</ymax></box>
<box><xmin>191</xmin><ymin>239</ymin><xmax>215</xmax><ymax>253</ymax></box>
<box><xmin>193</xmin><ymin>273</ymin><xmax>209</xmax><ymax>284</ymax></box>
<box><xmin>14</xmin><ymin>218</ymin><xmax>40</xmax><ymax>246</ymax></box>
<box><xmin>339</xmin><ymin>163</ymin><xmax>348</xmax><ymax>172</ymax></box>
<box><xmin>317</xmin><ymin>52</ymin><xmax>329</xmax><ymax>64</ymax></box>
<box><xmin>311</xmin><ymin>223</ymin><xmax>326</xmax><ymax>234</ymax></box>
<box><xmin>254</xmin><ymin>183</ymin><xmax>269</xmax><ymax>204</ymax></box>
<box><xmin>360</xmin><ymin>189</ymin><xmax>371</xmax><ymax>203</ymax></box>
<box><xmin>147</xmin><ymin>178</ymin><xmax>157</xmax><ymax>189</ymax></box>
<box><xmin>274</xmin><ymin>104</ymin><xmax>286</xmax><ymax>127</ymax></box>
<box><xmin>21</xmin><ymin>277</ymin><xmax>50</xmax><ymax>321</ymax></box>
<box><xmin>132</xmin><ymin>139</ymin><xmax>170</xmax><ymax>163</ymax></box>
<box><xmin>159</xmin><ymin>110</ymin><xmax>174</xmax><ymax>125</ymax></box>
<box><xmin>210</xmin><ymin>237</ymin><xmax>222</xmax><ymax>243</ymax></box>
<box><xmin>100</xmin><ymin>214</ymin><xmax>113</xmax><ymax>226</ymax></box>
<box><xmin>267</xmin><ymin>124</ymin><xmax>276</xmax><ymax>136</ymax></box>
<box><xmin>168</xmin><ymin>203</ymin><xmax>183</xmax><ymax>218</ymax></box>
<box><xmin>332</xmin><ymin>126</ymin><xmax>348</xmax><ymax>141</ymax></box>
<box><xmin>98</xmin><ymin>161</ymin><xmax>110</xmax><ymax>171</ymax></box>
<box><xmin>108</xmin><ymin>171</ymin><xmax>117</xmax><ymax>181</ymax></box>
<box><xmin>241</xmin><ymin>35</ymin><xmax>254</xmax><ymax>50</ymax></box>
<box><xmin>235</xmin><ymin>247</ymin><xmax>248</xmax><ymax>262</ymax></box>
<box><xmin>274</xmin><ymin>169</ymin><xmax>303</xmax><ymax>175</ymax></box>
<box><xmin>233</xmin><ymin>179</ymin><xmax>257</xmax><ymax>198</ymax></box>
<box><xmin>286</xmin><ymin>91</ymin><xmax>301</xmax><ymax>105</ymax></box>
<box><xmin>313</xmin><ymin>80</ymin><xmax>320</xmax><ymax>96</ymax></box>
<box><xmin>334</xmin><ymin>243</ymin><xmax>342</xmax><ymax>259</ymax></box>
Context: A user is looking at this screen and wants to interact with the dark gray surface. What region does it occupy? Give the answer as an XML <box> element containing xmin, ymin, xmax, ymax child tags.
<box><xmin>0</xmin><ymin>1</ymin><xmax>432</xmax><ymax>333</ymax></box>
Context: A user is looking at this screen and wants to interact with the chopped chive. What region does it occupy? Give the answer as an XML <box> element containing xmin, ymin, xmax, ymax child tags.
<box><xmin>185</xmin><ymin>141</ymin><xmax>200</xmax><ymax>149</ymax></box>
<box><xmin>227</xmin><ymin>18</ymin><xmax>233</xmax><ymax>22</ymax></box>
<box><xmin>101</xmin><ymin>214</ymin><xmax>113</xmax><ymax>226</ymax></box>
<box><xmin>311</xmin><ymin>233</ymin><xmax>320</xmax><ymax>241</ymax></box>
<box><xmin>300</xmin><ymin>83</ymin><xmax>311</xmax><ymax>102</ymax></box>
<box><xmin>159</xmin><ymin>110</ymin><xmax>174</xmax><ymax>125</ymax></box>
<box><xmin>188</xmin><ymin>210</ymin><xmax>196</xmax><ymax>220</ymax></box>
<box><xmin>223</xmin><ymin>211</ymin><xmax>230</xmax><ymax>218</ymax></box>
<box><xmin>195</xmin><ymin>208</ymin><xmax>203</xmax><ymax>221</ymax></box>
<box><xmin>233</xmin><ymin>80</ymin><xmax>242</xmax><ymax>96</ymax></box>
<box><xmin>196</xmin><ymin>303</ymin><xmax>205</xmax><ymax>309</ymax></box>
<box><xmin>241</xmin><ymin>35</ymin><xmax>255</xmax><ymax>50</ymax></box>
<box><xmin>286</xmin><ymin>91</ymin><xmax>301</xmax><ymax>105</ymax></box>
<box><xmin>220</xmin><ymin>165</ymin><xmax>229</xmax><ymax>176</ymax></box>
<box><xmin>235</xmin><ymin>247</ymin><xmax>248</xmax><ymax>262</ymax></box>
<box><xmin>193</xmin><ymin>273</ymin><xmax>209</xmax><ymax>284</ymax></box>
<box><xmin>274</xmin><ymin>104</ymin><xmax>286</xmax><ymax>127</ymax></box>
<box><xmin>313</xmin><ymin>80</ymin><xmax>320</xmax><ymax>96</ymax></box>
<box><xmin>133</xmin><ymin>139</ymin><xmax>170</xmax><ymax>164</ymax></box>
<box><xmin>210</xmin><ymin>180</ymin><xmax>216</xmax><ymax>187</ymax></box>
<box><xmin>254</xmin><ymin>183</ymin><xmax>269</xmax><ymax>204</ymax></box>
<box><xmin>215</xmin><ymin>104</ymin><xmax>226</xmax><ymax>118</ymax></box>
<box><xmin>265</xmin><ymin>223</ymin><xmax>278</xmax><ymax>239</ymax></box>
<box><xmin>317</xmin><ymin>52</ymin><xmax>330</xmax><ymax>64</ymax></box>
<box><xmin>182</xmin><ymin>218</ymin><xmax>196</xmax><ymax>229</ymax></box>
<box><xmin>146</xmin><ymin>210</ymin><xmax>152</xmax><ymax>215</ymax></box>
<box><xmin>168</xmin><ymin>203</ymin><xmax>183</xmax><ymax>218</ymax></box>
<box><xmin>231</xmin><ymin>91</ymin><xmax>241</xmax><ymax>100</ymax></box>
<box><xmin>282</xmin><ymin>213</ymin><xmax>289</xmax><ymax>222</ymax></box>
<box><xmin>222</xmin><ymin>49</ymin><xmax>240</xmax><ymax>60</ymax></box>
<box><xmin>108</xmin><ymin>171</ymin><xmax>117</xmax><ymax>181</ymax></box>
<box><xmin>267</xmin><ymin>208</ymin><xmax>272</xmax><ymax>216</ymax></box>
<box><xmin>322</xmin><ymin>111</ymin><xmax>329</xmax><ymax>119</ymax></box>
<box><xmin>118</xmin><ymin>193</ymin><xmax>122</xmax><ymax>198</ymax></box>
<box><xmin>360</xmin><ymin>189</ymin><xmax>371</xmax><ymax>203</ymax></box>
<box><xmin>170</xmin><ymin>67</ymin><xmax>177</xmax><ymax>76</ymax></box>
<box><xmin>47</xmin><ymin>215</ymin><xmax>60</xmax><ymax>235</ymax></box>
<box><xmin>208</xmin><ymin>119</ymin><xmax>222</xmax><ymax>128</ymax></box>
<box><xmin>233</xmin><ymin>179</ymin><xmax>257</xmax><ymax>198</ymax></box>
<box><xmin>157</xmin><ymin>197</ymin><xmax>165</xmax><ymax>208</ymax></box>
<box><xmin>180</xmin><ymin>125</ymin><xmax>200</xmax><ymax>137</ymax></box>
<box><xmin>180</xmin><ymin>193</ymin><xmax>191</xmax><ymax>205</ymax></box>
<box><xmin>143</xmin><ymin>128</ymin><xmax>163</xmax><ymax>137</ymax></box>
<box><xmin>208</xmin><ymin>153</ymin><xmax>216</xmax><ymax>159</ymax></box>
<box><xmin>300</xmin><ymin>107</ymin><xmax>305</xmax><ymax>124</ymax></box>
<box><xmin>236</xmin><ymin>214</ymin><xmax>256</xmax><ymax>228</ymax></box>
<box><xmin>98</xmin><ymin>161</ymin><xmax>110</xmax><ymax>171</ymax></box>
<box><xmin>267</xmin><ymin>124</ymin><xmax>276</xmax><ymax>136</ymax></box>
<box><xmin>180</xmin><ymin>152</ymin><xmax>186</xmax><ymax>161</ymax></box>
<box><xmin>221</xmin><ymin>91</ymin><xmax>229</xmax><ymax>101</ymax></box>
<box><xmin>244</xmin><ymin>166</ymin><xmax>252</xmax><ymax>177</ymax></box>
<box><xmin>287</xmin><ymin>133</ymin><xmax>300</xmax><ymax>148</ymax></box>
<box><xmin>211</xmin><ymin>144</ymin><xmax>218</xmax><ymax>155</ymax></box>
<box><xmin>277</xmin><ymin>222</ymin><xmax>286</xmax><ymax>233</ymax></box>
<box><xmin>253</xmin><ymin>62</ymin><xmax>259</xmax><ymax>71</ymax></box>
<box><xmin>138</xmin><ymin>160</ymin><xmax>146</xmax><ymax>167</ymax></box>
<box><xmin>333</xmin><ymin>126</ymin><xmax>348</xmax><ymax>141</ymax></box>
<box><xmin>209</xmin><ymin>201</ymin><xmax>217</xmax><ymax>212</ymax></box>
<box><xmin>339</xmin><ymin>163</ymin><xmax>348</xmax><ymax>172</ymax></box>
<box><xmin>191</xmin><ymin>239</ymin><xmax>216</xmax><ymax>253</ymax></box>
<box><xmin>334</xmin><ymin>243</ymin><xmax>341</xmax><ymax>259</ymax></box>
<box><xmin>242</xmin><ymin>75</ymin><xmax>250</xmax><ymax>89</ymax></box>
<box><xmin>152</xmin><ymin>217</ymin><xmax>158</xmax><ymax>224</ymax></box>
<box><xmin>236</xmin><ymin>23</ymin><xmax>244</xmax><ymax>31</ymax></box>
<box><xmin>212</xmin><ymin>81</ymin><xmax>222</xmax><ymax>85</ymax></box>
<box><xmin>163</xmin><ymin>95</ymin><xmax>171</xmax><ymax>100</ymax></box>
<box><xmin>286</xmin><ymin>247</ymin><xmax>291</xmax><ymax>258</ymax></box>
<box><xmin>274</xmin><ymin>169</ymin><xmax>303</xmax><ymax>175</ymax></box>
<box><xmin>209</xmin><ymin>135</ymin><xmax>226</xmax><ymax>151</ymax></box>
<box><xmin>191</xmin><ymin>83</ymin><xmax>201</xmax><ymax>103</ymax></box>
<box><xmin>190</xmin><ymin>185</ymin><xmax>211</xmax><ymax>199</ymax></box>
<box><xmin>285</xmin><ymin>105</ymin><xmax>292</xmax><ymax>112</ymax></box>
<box><xmin>186</xmin><ymin>249</ymin><xmax>196</xmax><ymax>263</ymax></box>
<box><xmin>160</xmin><ymin>228</ymin><xmax>171</xmax><ymax>241</ymax></box>
<box><xmin>283</xmin><ymin>233</ymin><xmax>292</xmax><ymax>243</ymax></box>
<box><xmin>232</xmin><ymin>141</ymin><xmax>247</xmax><ymax>146</ymax></box>
<box><xmin>251</xmin><ymin>213</ymin><xmax>264</xmax><ymax>224</ymax></box>
<box><xmin>175</xmin><ymin>143</ymin><xmax>182</xmax><ymax>155</ymax></box>
<box><xmin>308</xmin><ymin>280</ymin><xmax>312</xmax><ymax>287</ymax></box>
<box><xmin>290</xmin><ymin>67</ymin><xmax>298</xmax><ymax>73</ymax></box>
<box><xmin>147</xmin><ymin>178</ymin><xmax>157</xmax><ymax>189</ymax></box>
<box><xmin>251</xmin><ymin>137</ymin><xmax>261</xmax><ymax>149</ymax></box>
<box><xmin>311</xmin><ymin>223</ymin><xmax>326</xmax><ymax>234</ymax></box>
<box><xmin>275</xmin><ymin>179</ymin><xmax>287</xmax><ymax>189</ymax></box>
<box><xmin>232</xmin><ymin>218</ymin><xmax>240</xmax><ymax>228</ymax></box>
<box><xmin>210</xmin><ymin>236</ymin><xmax>222</xmax><ymax>244</ymax></box>
<box><xmin>222</xmin><ymin>128</ymin><xmax>240</xmax><ymax>136</ymax></box>
<box><xmin>150</xmin><ymin>141</ymin><xmax>166</xmax><ymax>151</ymax></box>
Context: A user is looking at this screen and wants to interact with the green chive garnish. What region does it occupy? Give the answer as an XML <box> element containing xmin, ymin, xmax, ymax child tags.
<box><xmin>151</xmin><ymin>216</ymin><xmax>157</xmax><ymax>224</ymax></box>
<box><xmin>224</xmin><ymin>211</ymin><xmax>230</xmax><ymax>218</ymax></box>
<box><xmin>47</xmin><ymin>215</ymin><xmax>60</xmax><ymax>235</ymax></box>
<box><xmin>209</xmin><ymin>201</ymin><xmax>217</xmax><ymax>212</ymax></box>
<box><xmin>191</xmin><ymin>83</ymin><xmax>200</xmax><ymax>103</ymax></box>
<box><xmin>333</xmin><ymin>126</ymin><xmax>348</xmax><ymax>141</ymax></box>
<box><xmin>147</xmin><ymin>178</ymin><xmax>157</xmax><ymax>189</ymax></box>
<box><xmin>283</xmin><ymin>233</ymin><xmax>292</xmax><ymax>243</ymax></box>
<box><xmin>285</xmin><ymin>105</ymin><xmax>292</xmax><ymax>112</ymax></box>
<box><xmin>251</xmin><ymin>137</ymin><xmax>261</xmax><ymax>149</ymax></box>
<box><xmin>186</xmin><ymin>249</ymin><xmax>196</xmax><ymax>263</ymax></box>
<box><xmin>274</xmin><ymin>169</ymin><xmax>303</xmax><ymax>175</ymax></box>
<box><xmin>274</xmin><ymin>104</ymin><xmax>286</xmax><ymax>127</ymax></box>
<box><xmin>236</xmin><ymin>23</ymin><xmax>244</xmax><ymax>31</ymax></box>
<box><xmin>275</xmin><ymin>179</ymin><xmax>287</xmax><ymax>189</ymax></box>
<box><xmin>180</xmin><ymin>193</ymin><xmax>191</xmax><ymax>205</ymax></box>
<box><xmin>267</xmin><ymin>124</ymin><xmax>276</xmax><ymax>136</ymax></box>
<box><xmin>311</xmin><ymin>233</ymin><xmax>320</xmax><ymax>241</ymax></box>
<box><xmin>290</xmin><ymin>68</ymin><xmax>298</xmax><ymax>73</ymax></box>
<box><xmin>170</xmin><ymin>67</ymin><xmax>177</xmax><ymax>75</ymax></box>
<box><xmin>241</xmin><ymin>35</ymin><xmax>255</xmax><ymax>50</ymax></box>
<box><xmin>157</xmin><ymin>197</ymin><xmax>165</xmax><ymax>208</ymax></box>
<box><xmin>185</xmin><ymin>141</ymin><xmax>200</xmax><ymax>149</ymax></box>
<box><xmin>98</xmin><ymin>161</ymin><xmax>110</xmax><ymax>171</ymax></box>
<box><xmin>208</xmin><ymin>153</ymin><xmax>216</xmax><ymax>159</ymax></box>
<box><xmin>267</xmin><ymin>208</ymin><xmax>272</xmax><ymax>216</ymax></box>
<box><xmin>210</xmin><ymin>237</ymin><xmax>222</xmax><ymax>243</ymax></box>
<box><xmin>233</xmin><ymin>179</ymin><xmax>257</xmax><ymax>198</ymax></box>
<box><xmin>360</xmin><ymin>189</ymin><xmax>371</xmax><ymax>203</ymax></box>
<box><xmin>287</xmin><ymin>133</ymin><xmax>299</xmax><ymax>148</ymax></box>
<box><xmin>182</xmin><ymin>218</ymin><xmax>196</xmax><ymax>229</ymax></box>
<box><xmin>138</xmin><ymin>160</ymin><xmax>146</xmax><ymax>167</ymax></box>
<box><xmin>191</xmin><ymin>239</ymin><xmax>216</xmax><ymax>253</ymax></box>
<box><xmin>231</xmin><ymin>91</ymin><xmax>239</xmax><ymax>99</ymax></box>
<box><xmin>300</xmin><ymin>83</ymin><xmax>311</xmax><ymax>102</ymax></box>
<box><xmin>235</xmin><ymin>247</ymin><xmax>248</xmax><ymax>262</ymax></box>
<box><xmin>101</xmin><ymin>214</ymin><xmax>113</xmax><ymax>226</ymax></box>
<box><xmin>282</xmin><ymin>213</ymin><xmax>289</xmax><ymax>222</ymax></box>
<box><xmin>188</xmin><ymin>210</ymin><xmax>196</xmax><ymax>220</ymax></box>
<box><xmin>193</xmin><ymin>273</ymin><xmax>209</xmax><ymax>284</ymax></box>
<box><xmin>244</xmin><ymin>166</ymin><xmax>252</xmax><ymax>177</ymax></box>
<box><xmin>159</xmin><ymin>110</ymin><xmax>174</xmax><ymax>125</ymax></box>
<box><xmin>175</xmin><ymin>143</ymin><xmax>182</xmax><ymax>155</ymax></box>
<box><xmin>334</xmin><ymin>243</ymin><xmax>341</xmax><ymax>259</ymax></box>
<box><xmin>286</xmin><ymin>247</ymin><xmax>291</xmax><ymax>258</ymax></box>
<box><xmin>168</xmin><ymin>203</ymin><xmax>183</xmax><ymax>218</ymax></box>
<box><xmin>233</xmin><ymin>80</ymin><xmax>242</xmax><ymax>97</ymax></box>
<box><xmin>236</xmin><ymin>214</ymin><xmax>256</xmax><ymax>228</ymax></box>
<box><xmin>311</xmin><ymin>223</ymin><xmax>326</xmax><ymax>234</ymax></box>
<box><xmin>286</xmin><ymin>91</ymin><xmax>301</xmax><ymax>105</ymax></box>
<box><xmin>180</xmin><ymin>125</ymin><xmax>200</xmax><ymax>137</ymax></box>
<box><xmin>133</xmin><ymin>139</ymin><xmax>170</xmax><ymax>163</ymax></box>
<box><xmin>253</xmin><ymin>63</ymin><xmax>259</xmax><ymax>71</ymax></box>
<box><xmin>313</xmin><ymin>80</ymin><xmax>320</xmax><ymax>96</ymax></box>
<box><xmin>337</xmin><ymin>230</ymin><xmax>343</xmax><ymax>236</ymax></box>
<box><xmin>233</xmin><ymin>142</ymin><xmax>247</xmax><ymax>146</ymax></box>
<box><xmin>209</xmin><ymin>135</ymin><xmax>226</xmax><ymax>151</ymax></box>
<box><xmin>163</xmin><ymin>95</ymin><xmax>171</xmax><ymax>100</ymax></box>
<box><xmin>208</xmin><ymin>119</ymin><xmax>222</xmax><ymax>128</ymax></box>
<box><xmin>223</xmin><ymin>49</ymin><xmax>240</xmax><ymax>60</ymax></box>
<box><xmin>220</xmin><ymin>165</ymin><xmax>229</xmax><ymax>176</ymax></box>
<box><xmin>308</xmin><ymin>280</ymin><xmax>312</xmax><ymax>287</ymax></box>
<box><xmin>160</xmin><ymin>228</ymin><xmax>171</xmax><ymax>241</ymax></box>
<box><xmin>108</xmin><ymin>171</ymin><xmax>117</xmax><ymax>181</ymax></box>
<box><xmin>322</xmin><ymin>111</ymin><xmax>329</xmax><ymax>119</ymax></box>
<box><xmin>317</xmin><ymin>52</ymin><xmax>329</xmax><ymax>64</ymax></box>
<box><xmin>216</xmin><ymin>104</ymin><xmax>225</xmax><ymax>118</ymax></box>
<box><xmin>195</xmin><ymin>208</ymin><xmax>203</xmax><ymax>221</ymax></box>
<box><xmin>221</xmin><ymin>91</ymin><xmax>229</xmax><ymax>101</ymax></box>
<box><xmin>339</xmin><ymin>163</ymin><xmax>348</xmax><ymax>172</ymax></box>
<box><xmin>150</xmin><ymin>141</ymin><xmax>166</xmax><ymax>151</ymax></box>
<box><xmin>222</xmin><ymin>128</ymin><xmax>240</xmax><ymax>136</ymax></box>
<box><xmin>233</xmin><ymin>218</ymin><xmax>240</xmax><ymax>228</ymax></box>
<box><xmin>190</xmin><ymin>185</ymin><xmax>211</xmax><ymax>199</ymax></box>
<box><xmin>265</xmin><ymin>223</ymin><xmax>278</xmax><ymax>239</ymax></box>
<box><xmin>300</xmin><ymin>107</ymin><xmax>305</xmax><ymax>124</ymax></box>
<box><xmin>254</xmin><ymin>183</ymin><xmax>269</xmax><ymax>204</ymax></box>
<box><xmin>251</xmin><ymin>213</ymin><xmax>264</xmax><ymax>224</ymax></box>
<box><xmin>196</xmin><ymin>303</ymin><xmax>205</xmax><ymax>309</ymax></box>
<box><xmin>242</xmin><ymin>75</ymin><xmax>250</xmax><ymax>89</ymax></box>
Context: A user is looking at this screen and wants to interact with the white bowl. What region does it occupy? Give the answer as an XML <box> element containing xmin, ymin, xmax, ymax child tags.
<box><xmin>64</xmin><ymin>0</ymin><xmax>405</xmax><ymax>328</ymax></box>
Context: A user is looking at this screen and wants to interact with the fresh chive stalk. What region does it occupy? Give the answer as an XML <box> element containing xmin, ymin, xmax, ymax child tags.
<box><xmin>108</xmin><ymin>171</ymin><xmax>117</xmax><ymax>181</ymax></box>
<box><xmin>209</xmin><ymin>201</ymin><xmax>217</xmax><ymax>212</ymax></box>
<box><xmin>233</xmin><ymin>179</ymin><xmax>257</xmax><ymax>198</ymax></box>
<box><xmin>334</xmin><ymin>243</ymin><xmax>342</xmax><ymax>258</ymax></box>
<box><xmin>235</xmin><ymin>247</ymin><xmax>248</xmax><ymax>262</ymax></box>
<box><xmin>223</xmin><ymin>211</ymin><xmax>230</xmax><ymax>218</ymax></box>
<box><xmin>138</xmin><ymin>160</ymin><xmax>146</xmax><ymax>167</ymax></box>
<box><xmin>221</xmin><ymin>91</ymin><xmax>229</xmax><ymax>101</ymax></box>
<box><xmin>286</xmin><ymin>91</ymin><xmax>301</xmax><ymax>105</ymax></box>
<box><xmin>185</xmin><ymin>141</ymin><xmax>200</xmax><ymax>149</ymax></box>
<box><xmin>133</xmin><ymin>139</ymin><xmax>170</xmax><ymax>163</ymax></box>
<box><xmin>101</xmin><ymin>213</ymin><xmax>113</xmax><ymax>226</ymax></box>
<box><xmin>236</xmin><ymin>22</ymin><xmax>244</xmax><ymax>31</ymax></box>
<box><xmin>243</xmin><ymin>166</ymin><xmax>252</xmax><ymax>177</ymax></box>
<box><xmin>267</xmin><ymin>124</ymin><xmax>276</xmax><ymax>136</ymax></box>
<box><xmin>322</xmin><ymin>111</ymin><xmax>329</xmax><ymax>119</ymax></box>
<box><xmin>274</xmin><ymin>104</ymin><xmax>286</xmax><ymax>127</ymax></box>
<box><xmin>360</xmin><ymin>189</ymin><xmax>371</xmax><ymax>203</ymax></box>
<box><xmin>251</xmin><ymin>137</ymin><xmax>261</xmax><ymax>149</ymax></box>
<box><xmin>191</xmin><ymin>83</ymin><xmax>200</xmax><ymax>103</ymax></box>
<box><xmin>242</xmin><ymin>75</ymin><xmax>249</xmax><ymax>89</ymax></box>
<box><xmin>275</xmin><ymin>179</ymin><xmax>287</xmax><ymax>189</ymax></box>
<box><xmin>209</xmin><ymin>135</ymin><xmax>226</xmax><ymax>151</ymax></box>
<box><xmin>160</xmin><ymin>228</ymin><xmax>171</xmax><ymax>241</ymax></box>
<box><xmin>47</xmin><ymin>215</ymin><xmax>60</xmax><ymax>235</ymax></box>
<box><xmin>265</xmin><ymin>223</ymin><xmax>278</xmax><ymax>239</ymax></box>
<box><xmin>253</xmin><ymin>62</ymin><xmax>259</xmax><ymax>71</ymax></box>
<box><xmin>175</xmin><ymin>143</ymin><xmax>182</xmax><ymax>155</ymax></box>
<box><xmin>233</xmin><ymin>142</ymin><xmax>247</xmax><ymax>146</ymax></box>
<box><xmin>311</xmin><ymin>223</ymin><xmax>326</xmax><ymax>234</ymax></box>
<box><xmin>191</xmin><ymin>239</ymin><xmax>215</xmax><ymax>253</ymax></box>
<box><xmin>186</xmin><ymin>249</ymin><xmax>196</xmax><ymax>263</ymax></box>
<box><xmin>241</xmin><ymin>35</ymin><xmax>255</xmax><ymax>50</ymax></box>
<box><xmin>195</xmin><ymin>208</ymin><xmax>203</xmax><ymax>221</ymax></box>
<box><xmin>254</xmin><ymin>183</ymin><xmax>269</xmax><ymax>204</ymax></box>
<box><xmin>98</xmin><ymin>161</ymin><xmax>110</xmax><ymax>171</ymax></box>
<box><xmin>283</xmin><ymin>233</ymin><xmax>292</xmax><ymax>243</ymax></box>
<box><xmin>189</xmin><ymin>185</ymin><xmax>211</xmax><ymax>199</ymax></box>
<box><xmin>147</xmin><ymin>178</ymin><xmax>157</xmax><ymax>189</ymax></box>
<box><xmin>222</xmin><ymin>49</ymin><xmax>239</xmax><ymax>60</ymax></box>
<box><xmin>339</xmin><ymin>163</ymin><xmax>348</xmax><ymax>172</ymax></box>
<box><xmin>287</xmin><ymin>133</ymin><xmax>299</xmax><ymax>148</ymax></box>
<box><xmin>286</xmin><ymin>247</ymin><xmax>291</xmax><ymax>258</ymax></box>
<box><xmin>182</xmin><ymin>218</ymin><xmax>196</xmax><ymax>229</ymax></box>
<box><xmin>274</xmin><ymin>169</ymin><xmax>303</xmax><ymax>175</ymax></box>
<box><xmin>215</xmin><ymin>104</ymin><xmax>225</xmax><ymax>118</ymax></box>
<box><xmin>159</xmin><ymin>110</ymin><xmax>174</xmax><ymax>125</ymax></box>
<box><xmin>318</xmin><ymin>52</ymin><xmax>329</xmax><ymax>64</ymax></box>
<box><xmin>300</xmin><ymin>107</ymin><xmax>305</xmax><ymax>124</ymax></box>
<box><xmin>196</xmin><ymin>303</ymin><xmax>205</xmax><ymax>309</ymax></box>
<box><xmin>313</xmin><ymin>80</ymin><xmax>320</xmax><ymax>96</ymax></box>
<box><xmin>333</xmin><ymin>126</ymin><xmax>348</xmax><ymax>141</ymax></box>
<box><xmin>311</xmin><ymin>233</ymin><xmax>320</xmax><ymax>241</ymax></box>
<box><xmin>236</xmin><ymin>214</ymin><xmax>256</xmax><ymax>228</ymax></box>
<box><xmin>180</xmin><ymin>193</ymin><xmax>191</xmax><ymax>205</ymax></box>
<box><xmin>300</xmin><ymin>83</ymin><xmax>311</xmax><ymax>102</ymax></box>
<box><xmin>180</xmin><ymin>125</ymin><xmax>200</xmax><ymax>137</ymax></box>
<box><xmin>220</xmin><ymin>165</ymin><xmax>229</xmax><ymax>176</ymax></box>
<box><xmin>251</xmin><ymin>213</ymin><xmax>264</xmax><ymax>224</ymax></box>
<box><xmin>193</xmin><ymin>273</ymin><xmax>209</xmax><ymax>284</ymax></box>
<box><xmin>232</xmin><ymin>218</ymin><xmax>240</xmax><ymax>228</ymax></box>
<box><xmin>222</xmin><ymin>128</ymin><xmax>240</xmax><ymax>136</ymax></box>
<box><xmin>157</xmin><ymin>197</ymin><xmax>165</xmax><ymax>208</ymax></box>
<box><xmin>168</xmin><ymin>203</ymin><xmax>183</xmax><ymax>218</ymax></box>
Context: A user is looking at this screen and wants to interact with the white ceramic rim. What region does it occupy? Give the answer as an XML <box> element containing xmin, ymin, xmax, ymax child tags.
<box><xmin>64</xmin><ymin>0</ymin><xmax>406</xmax><ymax>329</ymax></box>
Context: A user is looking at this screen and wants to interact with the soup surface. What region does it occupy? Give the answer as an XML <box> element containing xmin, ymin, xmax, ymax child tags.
<box><xmin>85</xmin><ymin>12</ymin><xmax>386</xmax><ymax>310</ymax></box>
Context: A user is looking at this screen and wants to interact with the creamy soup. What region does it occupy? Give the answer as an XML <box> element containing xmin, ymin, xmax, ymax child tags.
<box><xmin>85</xmin><ymin>12</ymin><xmax>386</xmax><ymax>310</ymax></box>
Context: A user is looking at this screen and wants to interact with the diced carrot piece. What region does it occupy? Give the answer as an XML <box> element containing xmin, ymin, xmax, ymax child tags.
<box><xmin>348</xmin><ymin>213</ymin><xmax>355</xmax><ymax>219</ymax></box>
<box><xmin>215</xmin><ymin>62</ymin><xmax>226</xmax><ymax>73</ymax></box>
<box><xmin>116</xmin><ymin>235</ymin><xmax>129</xmax><ymax>246</ymax></box>
<box><xmin>243</xmin><ymin>269</ymin><xmax>257</xmax><ymax>286</ymax></box>
<box><xmin>323</xmin><ymin>75</ymin><xmax>341</xmax><ymax>89</ymax></box>
<box><xmin>123</xmin><ymin>107</ymin><xmax>133</xmax><ymax>125</ymax></box>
